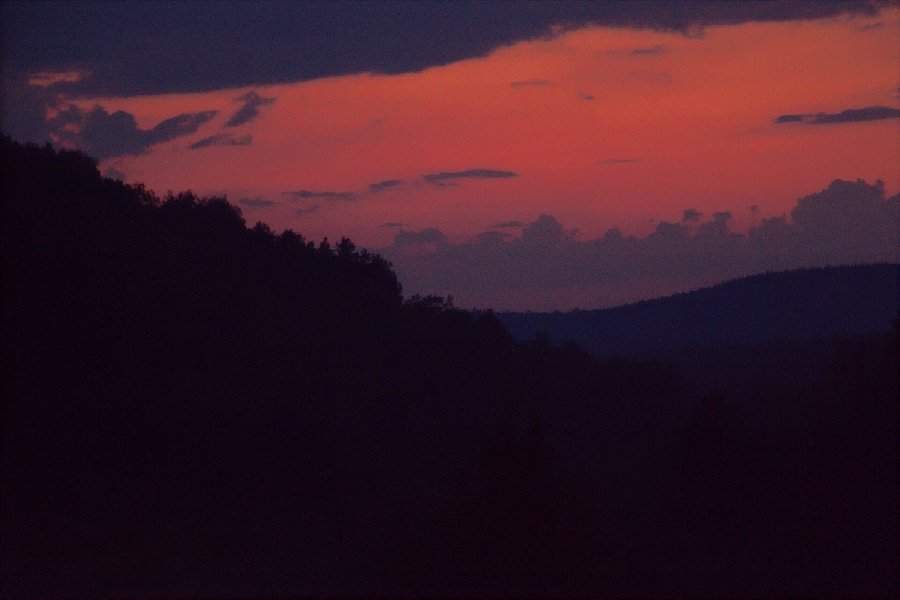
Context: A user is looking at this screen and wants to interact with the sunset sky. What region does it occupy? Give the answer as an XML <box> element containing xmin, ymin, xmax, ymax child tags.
<box><xmin>3</xmin><ymin>1</ymin><xmax>898</xmax><ymax>310</ymax></box>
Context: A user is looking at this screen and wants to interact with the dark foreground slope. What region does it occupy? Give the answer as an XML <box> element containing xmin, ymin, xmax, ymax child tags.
<box><xmin>498</xmin><ymin>264</ymin><xmax>899</xmax><ymax>358</ymax></box>
<box><xmin>2</xmin><ymin>137</ymin><xmax>897</xmax><ymax>598</ymax></box>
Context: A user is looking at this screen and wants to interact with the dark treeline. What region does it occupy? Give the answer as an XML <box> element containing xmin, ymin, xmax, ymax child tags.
<box><xmin>2</xmin><ymin>135</ymin><xmax>897</xmax><ymax>598</ymax></box>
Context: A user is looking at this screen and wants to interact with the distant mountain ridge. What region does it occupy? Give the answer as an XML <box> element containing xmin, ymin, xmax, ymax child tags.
<box><xmin>497</xmin><ymin>264</ymin><xmax>900</xmax><ymax>358</ymax></box>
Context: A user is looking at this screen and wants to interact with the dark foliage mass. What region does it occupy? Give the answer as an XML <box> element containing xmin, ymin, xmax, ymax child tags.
<box><xmin>2</xmin><ymin>136</ymin><xmax>897</xmax><ymax>598</ymax></box>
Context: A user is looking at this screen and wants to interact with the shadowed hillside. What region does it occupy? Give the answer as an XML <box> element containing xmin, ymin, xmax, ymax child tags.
<box><xmin>2</xmin><ymin>136</ymin><xmax>897</xmax><ymax>598</ymax></box>
<box><xmin>498</xmin><ymin>264</ymin><xmax>899</xmax><ymax>358</ymax></box>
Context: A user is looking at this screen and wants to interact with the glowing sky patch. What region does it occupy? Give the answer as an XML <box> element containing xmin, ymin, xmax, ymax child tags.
<box><xmin>53</xmin><ymin>10</ymin><xmax>896</xmax><ymax>253</ymax></box>
<box><xmin>25</xmin><ymin>7</ymin><xmax>898</xmax><ymax>308</ymax></box>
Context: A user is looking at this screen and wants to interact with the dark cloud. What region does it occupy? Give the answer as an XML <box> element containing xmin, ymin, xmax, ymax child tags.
<box><xmin>381</xmin><ymin>179</ymin><xmax>899</xmax><ymax>310</ymax></box>
<box><xmin>491</xmin><ymin>220</ymin><xmax>523</xmax><ymax>228</ymax></box>
<box><xmin>295</xmin><ymin>205</ymin><xmax>320</xmax><ymax>216</ymax></box>
<box><xmin>423</xmin><ymin>169</ymin><xmax>518</xmax><ymax>185</ymax></box>
<box><xmin>775</xmin><ymin>105</ymin><xmax>900</xmax><ymax>124</ymax></box>
<box><xmin>682</xmin><ymin>208</ymin><xmax>702</xmax><ymax>222</ymax></box>
<box><xmin>578</xmin><ymin>91</ymin><xmax>595</xmax><ymax>100</ymax></box>
<box><xmin>188</xmin><ymin>133</ymin><xmax>252</xmax><ymax>149</ymax></box>
<box><xmin>368</xmin><ymin>179</ymin><xmax>405</xmax><ymax>193</ymax></box>
<box><xmin>238</xmin><ymin>197</ymin><xmax>276</xmax><ymax>208</ymax></box>
<box><xmin>48</xmin><ymin>105</ymin><xmax>218</xmax><ymax>158</ymax></box>
<box><xmin>510</xmin><ymin>79</ymin><xmax>551</xmax><ymax>88</ymax></box>
<box><xmin>5</xmin><ymin>2</ymin><xmax>889</xmax><ymax>100</ymax></box>
<box><xmin>631</xmin><ymin>44</ymin><xmax>666</xmax><ymax>55</ymax></box>
<box><xmin>281</xmin><ymin>190</ymin><xmax>357</xmax><ymax>201</ymax></box>
<box><xmin>380</xmin><ymin>222</ymin><xmax>407</xmax><ymax>228</ymax></box>
<box><xmin>225</xmin><ymin>91</ymin><xmax>276</xmax><ymax>127</ymax></box>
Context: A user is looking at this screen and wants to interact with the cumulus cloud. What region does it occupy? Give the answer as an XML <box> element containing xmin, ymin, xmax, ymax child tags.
<box><xmin>423</xmin><ymin>169</ymin><xmax>518</xmax><ymax>185</ymax></box>
<box><xmin>281</xmin><ymin>189</ymin><xmax>357</xmax><ymax>201</ymax></box>
<box><xmin>775</xmin><ymin>105</ymin><xmax>900</xmax><ymax>125</ymax></box>
<box><xmin>225</xmin><ymin>91</ymin><xmax>276</xmax><ymax>127</ymax></box>
<box><xmin>49</xmin><ymin>105</ymin><xmax>218</xmax><ymax>158</ymax></box>
<box><xmin>682</xmin><ymin>208</ymin><xmax>702</xmax><ymax>222</ymax></box>
<box><xmin>381</xmin><ymin>179</ymin><xmax>899</xmax><ymax>310</ymax></box>
<box><xmin>368</xmin><ymin>179</ymin><xmax>405</xmax><ymax>193</ymax></box>
<box><xmin>238</xmin><ymin>197</ymin><xmax>276</xmax><ymax>208</ymax></box>
<box><xmin>188</xmin><ymin>133</ymin><xmax>252</xmax><ymax>149</ymax></box>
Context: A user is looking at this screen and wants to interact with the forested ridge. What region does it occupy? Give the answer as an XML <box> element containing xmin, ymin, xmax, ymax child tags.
<box><xmin>2</xmin><ymin>136</ymin><xmax>897</xmax><ymax>598</ymax></box>
<box><xmin>499</xmin><ymin>263</ymin><xmax>899</xmax><ymax>358</ymax></box>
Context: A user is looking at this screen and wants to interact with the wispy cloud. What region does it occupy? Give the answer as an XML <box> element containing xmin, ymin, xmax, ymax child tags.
<box><xmin>423</xmin><ymin>169</ymin><xmax>518</xmax><ymax>185</ymax></box>
<box><xmin>775</xmin><ymin>106</ymin><xmax>900</xmax><ymax>125</ymax></box>
<box><xmin>188</xmin><ymin>133</ymin><xmax>252</xmax><ymax>149</ymax></box>
<box><xmin>238</xmin><ymin>197</ymin><xmax>276</xmax><ymax>208</ymax></box>
<box><xmin>598</xmin><ymin>158</ymin><xmax>640</xmax><ymax>164</ymax></box>
<box><xmin>295</xmin><ymin>205</ymin><xmax>320</xmax><ymax>216</ymax></box>
<box><xmin>368</xmin><ymin>179</ymin><xmax>405</xmax><ymax>193</ymax></box>
<box><xmin>281</xmin><ymin>189</ymin><xmax>357</xmax><ymax>201</ymax></box>
<box><xmin>631</xmin><ymin>44</ymin><xmax>666</xmax><ymax>55</ymax></box>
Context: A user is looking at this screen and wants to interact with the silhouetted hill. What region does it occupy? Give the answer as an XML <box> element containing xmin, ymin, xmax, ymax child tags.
<box><xmin>3</xmin><ymin>136</ymin><xmax>897</xmax><ymax>598</ymax></box>
<box><xmin>498</xmin><ymin>264</ymin><xmax>899</xmax><ymax>358</ymax></box>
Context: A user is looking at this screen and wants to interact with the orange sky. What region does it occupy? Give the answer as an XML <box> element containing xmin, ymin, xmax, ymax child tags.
<box><xmin>63</xmin><ymin>8</ymin><xmax>899</xmax><ymax>249</ymax></box>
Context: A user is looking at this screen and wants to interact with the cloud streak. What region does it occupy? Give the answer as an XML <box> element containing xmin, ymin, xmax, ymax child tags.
<box><xmin>281</xmin><ymin>189</ymin><xmax>357</xmax><ymax>201</ymax></box>
<box><xmin>423</xmin><ymin>169</ymin><xmax>518</xmax><ymax>185</ymax></box>
<box><xmin>188</xmin><ymin>133</ymin><xmax>252</xmax><ymax>149</ymax></box>
<box><xmin>295</xmin><ymin>205</ymin><xmax>320</xmax><ymax>216</ymax></box>
<box><xmin>238</xmin><ymin>197</ymin><xmax>276</xmax><ymax>208</ymax></box>
<box><xmin>368</xmin><ymin>179</ymin><xmax>405</xmax><ymax>193</ymax></box>
<box><xmin>775</xmin><ymin>105</ymin><xmax>900</xmax><ymax>124</ymax></box>
<box><xmin>631</xmin><ymin>44</ymin><xmax>666</xmax><ymax>55</ymax></box>
<box><xmin>598</xmin><ymin>158</ymin><xmax>640</xmax><ymax>164</ymax></box>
